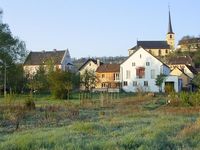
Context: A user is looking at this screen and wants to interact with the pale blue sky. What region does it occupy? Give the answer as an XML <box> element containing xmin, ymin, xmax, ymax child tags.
<box><xmin>1</xmin><ymin>0</ymin><xmax>200</xmax><ymax>58</ymax></box>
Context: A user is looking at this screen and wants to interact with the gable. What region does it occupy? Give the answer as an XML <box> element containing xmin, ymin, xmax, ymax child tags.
<box><xmin>61</xmin><ymin>50</ymin><xmax>73</xmax><ymax>66</ymax></box>
<box><xmin>79</xmin><ymin>59</ymin><xmax>103</xmax><ymax>71</ymax></box>
<box><xmin>121</xmin><ymin>47</ymin><xmax>167</xmax><ymax>67</ymax></box>
<box><xmin>170</xmin><ymin>68</ymin><xmax>190</xmax><ymax>78</ymax></box>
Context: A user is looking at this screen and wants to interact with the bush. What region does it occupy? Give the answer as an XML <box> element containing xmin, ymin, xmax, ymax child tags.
<box><xmin>24</xmin><ymin>98</ymin><xmax>35</xmax><ymax>110</ymax></box>
<box><xmin>165</xmin><ymin>84</ymin><xmax>175</xmax><ymax>94</ymax></box>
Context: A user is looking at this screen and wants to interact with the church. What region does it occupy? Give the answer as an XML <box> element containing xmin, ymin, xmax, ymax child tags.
<box><xmin>128</xmin><ymin>10</ymin><xmax>175</xmax><ymax>57</ymax></box>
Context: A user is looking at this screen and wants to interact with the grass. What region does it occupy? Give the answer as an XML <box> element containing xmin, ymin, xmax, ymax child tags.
<box><xmin>0</xmin><ymin>93</ymin><xmax>200</xmax><ymax>149</ymax></box>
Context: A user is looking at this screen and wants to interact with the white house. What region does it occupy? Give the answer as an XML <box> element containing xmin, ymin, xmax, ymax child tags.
<box><xmin>23</xmin><ymin>49</ymin><xmax>74</xmax><ymax>76</ymax></box>
<box><xmin>120</xmin><ymin>47</ymin><xmax>181</xmax><ymax>92</ymax></box>
<box><xmin>78</xmin><ymin>59</ymin><xmax>102</xmax><ymax>75</ymax></box>
<box><xmin>78</xmin><ymin>59</ymin><xmax>103</xmax><ymax>91</ymax></box>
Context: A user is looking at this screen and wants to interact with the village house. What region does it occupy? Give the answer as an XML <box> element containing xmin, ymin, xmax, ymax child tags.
<box><xmin>78</xmin><ymin>59</ymin><xmax>103</xmax><ymax>91</ymax></box>
<box><xmin>168</xmin><ymin>56</ymin><xmax>198</xmax><ymax>79</ymax></box>
<box><xmin>78</xmin><ymin>59</ymin><xmax>102</xmax><ymax>75</ymax></box>
<box><xmin>177</xmin><ymin>37</ymin><xmax>200</xmax><ymax>52</ymax></box>
<box><xmin>95</xmin><ymin>64</ymin><xmax>120</xmax><ymax>92</ymax></box>
<box><xmin>170</xmin><ymin>67</ymin><xmax>191</xmax><ymax>90</ymax></box>
<box><xmin>120</xmin><ymin>47</ymin><xmax>181</xmax><ymax>93</ymax></box>
<box><xmin>23</xmin><ymin>49</ymin><xmax>73</xmax><ymax>76</ymax></box>
<box><xmin>128</xmin><ymin>10</ymin><xmax>175</xmax><ymax>57</ymax></box>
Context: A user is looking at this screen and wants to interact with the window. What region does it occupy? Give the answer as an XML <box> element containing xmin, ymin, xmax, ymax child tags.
<box><xmin>158</xmin><ymin>49</ymin><xmax>161</xmax><ymax>56</ymax></box>
<box><xmin>89</xmin><ymin>63</ymin><xmax>91</xmax><ymax>66</ymax></box>
<box><xmin>170</xmin><ymin>35</ymin><xmax>172</xmax><ymax>38</ymax></box>
<box><xmin>140</xmin><ymin>54</ymin><xmax>142</xmax><ymax>58</ymax></box>
<box><xmin>136</xmin><ymin>67</ymin><xmax>145</xmax><ymax>78</ymax></box>
<box><xmin>144</xmin><ymin>81</ymin><xmax>148</xmax><ymax>86</ymax></box>
<box><xmin>149</xmin><ymin>49</ymin><xmax>151</xmax><ymax>54</ymax></box>
<box><xmin>123</xmin><ymin>81</ymin><xmax>128</xmax><ymax>86</ymax></box>
<box><xmin>102</xmin><ymin>74</ymin><xmax>105</xmax><ymax>78</ymax></box>
<box><xmin>126</xmin><ymin>70</ymin><xmax>131</xmax><ymax>79</ymax></box>
<box><xmin>114</xmin><ymin>73</ymin><xmax>120</xmax><ymax>81</ymax></box>
<box><xmin>165</xmin><ymin>49</ymin><xmax>168</xmax><ymax>54</ymax></box>
<box><xmin>146</xmin><ymin>62</ymin><xmax>150</xmax><ymax>66</ymax></box>
<box><xmin>102</xmin><ymin>83</ymin><xmax>106</xmax><ymax>88</ymax></box>
<box><xmin>151</xmin><ymin>69</ymin><xmax>155</xmax><ymax>79</ymax></box>
<box><xmin>133</xmin><ymin>81</ymin><xmax>137</xmax><ymax>86</ymax></box>
<box><xmin>132</xmin><ymin>62</ymin><xmax>135</xmax><ymax>66</ymax></box>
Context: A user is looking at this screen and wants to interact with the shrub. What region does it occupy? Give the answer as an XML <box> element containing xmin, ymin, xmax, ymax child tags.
<box><xmin>165</xmin><ymin>84</ymin><xmax>175</xmax><ymax>94</ymax></box>
<box><xmin>24</xmin><ymin>97</ymin><xmax>36</xmax><ymax>110</ymax></box>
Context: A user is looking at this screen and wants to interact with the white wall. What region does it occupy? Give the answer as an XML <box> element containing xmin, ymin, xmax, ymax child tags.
<box><xmin>120</xmin><ymin>47</ymin><xmax>171</xmax><ymax>92</ymax></box>
<box><xmin>79</xmin><ymin>61</ymin><xmax>98</xmax><ymax>75</ymax></box>
<box><xmin>164</xmin><ymin>75</ymin><xmax>181</xmax><ymax>92</ymax></box>
<box><xmin>61</xmin><ymin>50</ymin><xmax>73</xmax><ymax>71</ymax></box>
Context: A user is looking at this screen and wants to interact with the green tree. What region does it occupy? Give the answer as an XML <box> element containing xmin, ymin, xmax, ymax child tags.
<box><xmin>0</xmin><ymin>10</ymin><xmax>27</xmax><ymax>94</ymax></box>
<box><xmin>155</xmin><ymin>74</ymin><xmax>166</xmax><ymax>93</ymax></box>
<box><xmin>48</xmin><ymin>69</ymin><xmax>76</xmax><ymax>99</ymax></box>
<box><xmin>27</xmin><ymin>65</ymin><xmax>48</xmax><ymax>94</ymax></box>
<box><xmin>80</xmin><ymin>69</ymin><xmax>98</xmax><ymax>91</ymax></box>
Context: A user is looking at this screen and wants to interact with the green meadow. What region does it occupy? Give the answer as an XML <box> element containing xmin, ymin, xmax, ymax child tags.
<box><xmin>0</xmin><ymin>93</ymin><xmax>199</xmax><ymax>150</ymax></box>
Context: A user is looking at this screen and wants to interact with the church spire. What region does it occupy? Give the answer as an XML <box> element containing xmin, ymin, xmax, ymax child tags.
<box><xmin>168</xmin><ymin>7</ymin><xmax>174</xmax><ymax>34</ymax></box>
<box><xmin>166</xmin><ymin>6</ymin><xmax>175</xmax><ymax>49</ymax></box>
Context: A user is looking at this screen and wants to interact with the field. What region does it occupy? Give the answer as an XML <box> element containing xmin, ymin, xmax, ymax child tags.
<box><xmin>0</xmin><ymin>93</ymin><xmax>200</xmax><ymax>150</ymax></box>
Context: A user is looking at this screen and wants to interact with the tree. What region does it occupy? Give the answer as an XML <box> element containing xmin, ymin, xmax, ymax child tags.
<box><xmin>27</xmin><ymin>65</ymin><xmax>48</xmax><ymax>94</ymax></box>
<box><xmin>0</xmin><ymin>10</ymin><xmax>27</xmax><ymax>94</ymax></box>
<box><xmin>80</xmin><ymin>69</ymin><xmax>98</xmax><ymax>91</ymax></box>
<box><xmin>48</xmin><ymin>69</ymin><xmax>77</xmax><ymax>99</ymax></box>
<box><xmin>155</xmin><ymin>74</ymin><xmax>166</xmax><ymax>93</ymax></box>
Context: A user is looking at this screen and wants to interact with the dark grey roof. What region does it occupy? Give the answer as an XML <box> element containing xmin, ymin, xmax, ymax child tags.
<box><xmin>130</xmin><ymin>41</ymin><xmax>170</xmax><ymax>50</ymax></box>
<box><xmin>24</xmin><ymin>50</ymin><xmax>65</xmax><ymax>65</ymax></box>
<box><xmin>185</xmin><ymin>65</ymin><xmax>198</xmax><ymax>75</ymax></box>
<box><xmin>168</xmin><ymin>10</ymin><xmax>174</xmax><ymax>34</ymax></box>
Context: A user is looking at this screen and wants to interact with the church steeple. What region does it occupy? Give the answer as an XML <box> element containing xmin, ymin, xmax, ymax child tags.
<box><xmin>166</xmin><ymin>7</ymin><xmax>175</xmax><ymax>49</ymax></box>
<box><xmin>168</xmin><ymin>10</ymin><xmax>174</xmax><ymax>34</ymax></box>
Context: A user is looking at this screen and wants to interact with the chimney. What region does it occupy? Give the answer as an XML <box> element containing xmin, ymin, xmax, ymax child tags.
<box><xmin>97</xmin><ymin>59</ymin><xmax>100</xmax><ymax>66</ymax></box>
<box><xmin>42</xmin><ymin>50</ymin><xmax>45</xmax><ymax>53</ymax></box>
<box><xmin>53</xmin><ymin>49</ymin><xmax>57</xmax><ymax>52</ymax></box>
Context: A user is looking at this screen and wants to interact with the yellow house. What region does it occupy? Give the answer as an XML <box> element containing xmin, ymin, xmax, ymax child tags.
<box><xmin>95</xmin><ymin>64</ymin><xmax>120</xmax><ymax>92</ymax></box>
<box><xmin>170</xmin><ymin>67</ymin><xmax>191</xmax><ymax>89</ymax></box>
<box><xmin>168</xmin><ymin>64</ymin><xmax>197</xmax><ymax>79</ymax></box>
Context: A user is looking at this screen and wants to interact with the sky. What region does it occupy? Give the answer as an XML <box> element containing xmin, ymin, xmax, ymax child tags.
<box><xmin>0</xmin><ymin>0</ymin><xmax>200</xmax><ymax>58</ymax></box>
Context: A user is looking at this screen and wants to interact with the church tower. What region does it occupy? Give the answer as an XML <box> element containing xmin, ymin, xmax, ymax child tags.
<box><xmin>166</xmin><ymin>9</ymin><xmax>175</xmax><ymax>49</ymax></box>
